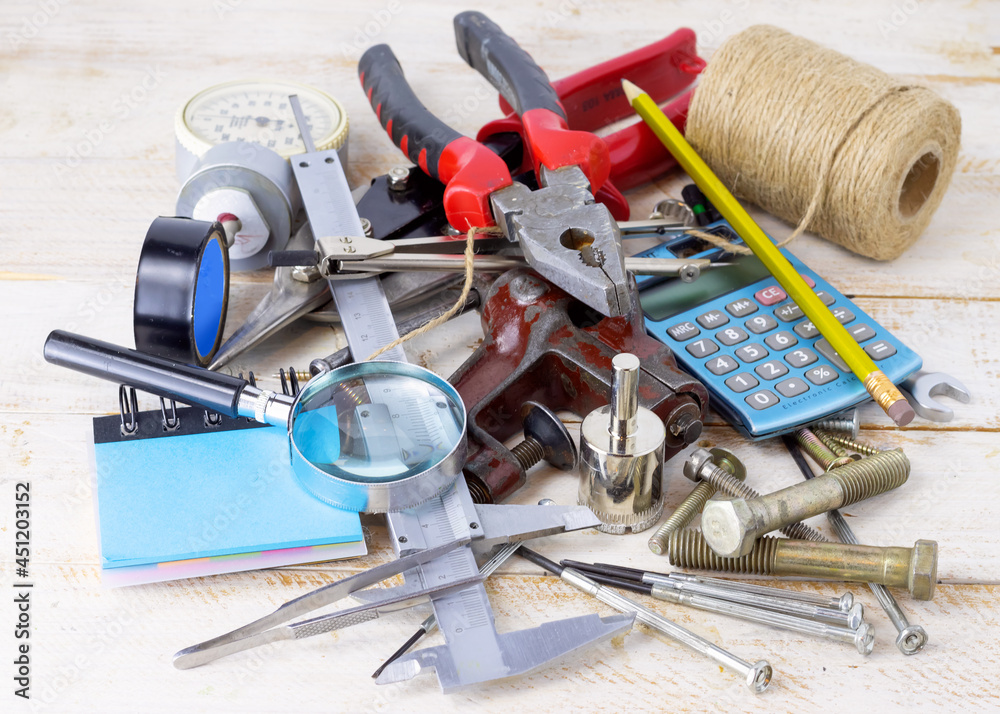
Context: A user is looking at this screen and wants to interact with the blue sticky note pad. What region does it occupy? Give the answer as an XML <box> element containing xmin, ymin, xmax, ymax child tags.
<box><xmin>93</xmin><ymin>416</ymin><xmax>362</xmax><ymax>568</ymax></box>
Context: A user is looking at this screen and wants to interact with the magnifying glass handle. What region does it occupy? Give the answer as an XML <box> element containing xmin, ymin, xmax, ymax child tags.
<box><xmin>44</xmin><ymin>330</ymin><xmax>253</xmax><ymax>418</ymax></box>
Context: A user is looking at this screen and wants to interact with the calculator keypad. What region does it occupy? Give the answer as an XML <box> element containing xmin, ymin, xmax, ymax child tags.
<box><xmin>764</xmin><ymin>331</ymin><xmax>798</xmax><ymax>351</ymax></box>
<box><xmin>726</xmin><ymin>299</ymin><xmax>758</xmax><ymax>317</ymax></box>
<box><xmin>716</xmin><ymin>327</ymin><xmax>749</xmax><ymax>346</ymax></box>
<box><xmin>735</xmin><ymin>343</ymin><xmax>769</xmax><ymax>363</ymax></box>
<box><xmin>686</xmin><ymin>338</ymin><xmax>719</xmax><ymax>358</ymax></box>
<box><xmin>652</xmin><ymin>262</ymin><xmax>908</xmax><ymax>431</ymax></box>
<box><xmin>697</xmin><ymin>310</ymin><xmax>730</xmax><ymax>329</ymax></box>
<box><xmin>745</xmin><ymin>315</ymin><xmax>778</xmax><ymax>334</ymax></box>
<box><xmin>755</xmin><ymin>360</ymin><xmax>788</xmax><ymax>380</ymax></box>
<box><xmin>784</xmin><ymin>348</ymin><xmax>818</xmax><ymax>368</ymax></box>
<box><xmin>706</xmin><ymin>355</ymin><xmax>739</xmax><ymax>375</ymax></box>
<box><xmin>725</xmin><ymin>373</ymin><xmax>759</xmax><ymax>392</ymax></box>
<box><xmin>667</xmin><ymin>321</ymin><xmax>700</xmax><ymax>341</ymax></box>
<box><xmin>745</xmin><ymin>390</ymin><xmax>779</xmax><ymax>410</ymax></box>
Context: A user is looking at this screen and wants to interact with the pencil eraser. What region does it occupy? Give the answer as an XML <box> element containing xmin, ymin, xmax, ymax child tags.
<box><xmin>888</xmin><ymin>399</ymin><xmax>915</xmax><ymax>427</ymax></box>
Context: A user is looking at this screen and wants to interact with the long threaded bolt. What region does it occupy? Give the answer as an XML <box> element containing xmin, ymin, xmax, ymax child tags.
<box><xmin>827</xmin><ymin>510</ymin><xmax>928</xmax><ymax>654</ymax></box>
<box><xmin>666</xmin><ymin>530</ymin><xmax>938</xmax><ymax>600</ymax></box>
<box><xmin>817</xmin><ymin>431</ymin><xmax>885</xmax><ymax>458</ymax></box>
<box><xmin>644</xmin><ymin>575</ymin><xmax>864</xmax><ymax>629</ymax></box>
<box><xmin>701</xmin><ymin>449</ymin><xmax>910</xmax><ymax>558</ymax></box>
<box><xmin>667</xmin><ymin>572</ymin><xmax>854</xmax><ymax>613</ymax></box>
<box><xmin>794</xmin><ymin>428</ymin><xmax>854</xmax><ymax>470</ymax></box>
<box><xmin>650</xmin><ymin>586</ymin><xmax>875</xmax><ymax>655</ymax></box>
<box><xmin>559</xmin><ymin>568</ymin><xmax>772</xmax><ymax>693</ymax></box>
<box><xmin>681</xmin><ymin>447</ymin><xmax>823</xmax><ymax>543</ymax></box>
<box><xmin>649</xmin><ymin>448</ymin><xmax>746</xmax><ymax>554</ymax></box>
<box><xmin>784</xmin><ymin>435</ymin><xmax>929</xmax><ymax>655</ymax></box>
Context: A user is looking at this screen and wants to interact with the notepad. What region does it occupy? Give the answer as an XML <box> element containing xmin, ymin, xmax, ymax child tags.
<box><xmin>91</xmin><ymin>404</ymin><xmax>365</xmax><ymax>585</ymax></box>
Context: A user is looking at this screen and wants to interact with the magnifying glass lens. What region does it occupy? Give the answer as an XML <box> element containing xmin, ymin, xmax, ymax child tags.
<box><xmin>291</xmin><ymin>367</ymin><xmax>465</xmax><ymax>484</ymax></box>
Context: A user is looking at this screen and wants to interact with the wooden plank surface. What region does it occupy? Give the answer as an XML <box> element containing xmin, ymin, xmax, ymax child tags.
<box><xmin>1</xmin><ymin>0</ymin><xmax>998</xmax><ymax>711</ymax></box>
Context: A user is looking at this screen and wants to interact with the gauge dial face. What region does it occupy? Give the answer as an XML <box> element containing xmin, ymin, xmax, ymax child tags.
<box><xmin>179</xmin><ymin>80</ymin><xmax>347</xmax><ymax>157</ymax></box>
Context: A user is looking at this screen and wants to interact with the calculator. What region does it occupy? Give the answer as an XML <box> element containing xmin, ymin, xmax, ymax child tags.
<box><xmin>634</xmin><ymin>221</ymin><xmax>922</xmax><ymax>440</ymax></box>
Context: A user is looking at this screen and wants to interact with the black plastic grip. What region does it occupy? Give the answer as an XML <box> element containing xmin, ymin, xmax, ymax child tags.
<box><xmin>43</xmin><ymin>330</ymin><xmax>249</xmax><ymax>417</ymax></box>
<box><xmin>453</xmin><ymin>11</ymin><xmax>566</xmax><ymax>121</ymax></box>
<box><xmin>359</xmin><ymin>44</ymin><xmax>463</xmax><ymax>181</ymax></box>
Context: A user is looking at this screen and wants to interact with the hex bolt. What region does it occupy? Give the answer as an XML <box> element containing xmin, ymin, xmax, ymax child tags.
<box><xmin>387</xmin><ymin>166</ymin><xmax>410</xmax><ymax>190</ymax></box>
<box><xmin>794</xmin><ymin>428</ymin><xmax>854</xmax><ymax>470</ymax></box>
<box><xmin>701</xmin><ymin>448</ymin><xmax>910</xmax><ymax>558</ymax></box>
<box><xmin>643</xmin><ymin>574</ymin><xmax>864</xmax><ymax>629</ymax></box>
<box><xmin>649</xmin><ymin>447</ymin><xmax>746</xmax><ymax>555</ymax></box>
<box><xmin>649</xmin><ymin>585</ymin><xmax>875</xmax><ymax>655</ymax></box>
<box><xmin>667</xmin><ymin>572</ymin><xmax>855</xmax><ymax>613</ymax></box>
<box><xmin>666</xmin><ymin>530</ymin><xmax>939</xmax><ymax>601</ymax></box>
<box><xmin>360</xmin><ymin>217</ymin><xmax>374</xmax><ymax>238</ymax></box>
<box><xmin>817</xmin><ymin>431</ymin><xmax>885</xmax><ymax>458</ymax></box>
<box><xmin>680</xmin><ymin>447</ymin><xmax>823</xmax><ymax>543</ymax></box>
<box><xmin>827</xmin><ymin>510</ymin><xmax>928</xmax><ymax>654</ymax></box>
<box><xmin>509</xmin><ymin>401</ymin><xmax>578</xmax><ymax>473</ymax></box>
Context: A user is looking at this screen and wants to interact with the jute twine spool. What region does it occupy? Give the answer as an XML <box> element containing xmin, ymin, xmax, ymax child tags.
<box><xmin>686</xmin><ymin>25</ymin><xmax>961</xmax><ymax>261</ymax></box>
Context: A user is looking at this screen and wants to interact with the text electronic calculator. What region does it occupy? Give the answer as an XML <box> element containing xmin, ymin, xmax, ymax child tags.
<box><xmin>635</xmin><ymin>221</ymin><xmax>922</xmax><ymax>440</ymax></box>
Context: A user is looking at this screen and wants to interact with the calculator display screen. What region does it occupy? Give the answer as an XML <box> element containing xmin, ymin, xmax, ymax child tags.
<box><xmin>639</xmin><ymin>253</ymin><xmax>772</xmax><ymax>322</ymax></box>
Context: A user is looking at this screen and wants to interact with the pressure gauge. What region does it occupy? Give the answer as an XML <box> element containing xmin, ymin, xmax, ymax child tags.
<box><xmin>173</xmin><ymin>80</ymin><xmax>349</xmax><ymax>271</ymax></box>
<box><xmin>174</xmin><ymin>79</ymin><xmax>350</xmax><ymax>181</ymax></box>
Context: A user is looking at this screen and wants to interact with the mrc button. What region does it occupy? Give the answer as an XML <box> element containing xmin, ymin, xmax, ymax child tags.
<box><xmin>666</xmin><ymin>321</ymin><xmax>700</xmax><ymax>341</ymax></box>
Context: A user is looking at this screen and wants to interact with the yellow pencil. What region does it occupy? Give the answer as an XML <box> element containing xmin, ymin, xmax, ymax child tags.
<box><xmin>622</xmin><ymin>79</ymin><xmax>914</xmax><ymax>427</ymax></box>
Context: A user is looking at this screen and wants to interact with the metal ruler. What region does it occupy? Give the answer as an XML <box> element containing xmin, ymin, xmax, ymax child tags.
<box><xmin>288</xmin><ymin>99</ymin><xmax>513</xmax><ymax>688</ymax></box>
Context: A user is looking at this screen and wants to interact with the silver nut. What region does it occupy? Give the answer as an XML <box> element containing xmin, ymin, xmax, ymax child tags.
<box><xmin>896</xmin><ymin>624</ymin><xmax>928</xmax><ymax>655</ymax></box>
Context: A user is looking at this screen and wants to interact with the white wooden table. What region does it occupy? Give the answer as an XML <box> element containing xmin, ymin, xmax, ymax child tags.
<box><xmin>2</xmin><ymin>1</ymin><xmax>998</xmax><ymax>711</ymax></box>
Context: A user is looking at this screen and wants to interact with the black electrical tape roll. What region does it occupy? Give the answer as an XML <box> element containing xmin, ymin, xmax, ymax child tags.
<box><xmin>133</xmin><ymin>217</ymin><xmax>229</xmax><ymax>367</ymax></box>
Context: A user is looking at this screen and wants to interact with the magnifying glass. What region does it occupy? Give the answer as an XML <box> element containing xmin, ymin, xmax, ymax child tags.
<box><xmin>43</xmin><ymin>331</ymin><xmax>466</xmax><ymax>513</ymax></box>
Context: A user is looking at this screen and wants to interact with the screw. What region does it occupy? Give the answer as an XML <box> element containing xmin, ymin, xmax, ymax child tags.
<box><xmin>387</xmin><ymin>166</ymin><xmax>410</xmax><ymax>190</ymax></box>
<box><xmin>559</xmin><ymin>568</ymin><xmax>772</xmax><ymax>693</ymax></box>
<box><xmin>815</xmin><ymin>430</ymin><xmax>852</xmax><ymax>458</ymax></box>
<box><xmin>817</xmin><ymin>431</ymin><xmax>885</xmax><ymax>457</ymax></box>
<box><xmin>646</xmin><ymin>574</ymin><xmax>864</xmax><ymax>629</ymax></box>
<box><xmin>811</xmin><ymin>408</ymin><xmax>860</xmax><ymax>438</ymax></box>
<box><xmin>667</xmin><ymin>572</ymin><xmax>854</xmax><ymax>613</ymax></box>
<box><xmin>666</xmin><ymin>530</ymin><xmax>938</xmax><ymax>601</ymax></box>
<box><xmin>649</xmin><ymin>584</ymin><xmax>875</xmax><ymax>655</ymax></box>
<box><xmin>794</xmin><ymin>428</ymin><xmax>854</xmax><ymax>469</ymax></box>
<box><xmin>701</xmin><ymin>448</ymin><xmax>910</xmax><ymax>558</ymax></box>
<box><xmin>649</xmin><ymin>447</ymin><xmax>746</xmax><ymax>554</ymax></box>
<box><xmin>680</xmin><ymin>447</ymin><xmax>822</xmax><ymax>542</ymax></box>
<box><xmin>509</xmin><ymin>401</ymin><xmax>578</xmax><ymax>473</ymax></box>
<box><xmin>360</xmin><ymin>217</ymin><xmax>373</xmax><ymax>237</ymax></box>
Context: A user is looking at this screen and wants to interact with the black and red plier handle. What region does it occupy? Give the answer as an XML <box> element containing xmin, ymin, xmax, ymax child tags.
<box><xmin>359</xmin><ymin>13</ymin><xmax>703</xmax><ymax>230</ymax></box>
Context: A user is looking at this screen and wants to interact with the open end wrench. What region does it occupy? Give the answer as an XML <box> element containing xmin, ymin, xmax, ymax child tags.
<box><xmin>899</xmin><ymin>371</ymin><xmax>971</xmax><ymax>422</ymax></box>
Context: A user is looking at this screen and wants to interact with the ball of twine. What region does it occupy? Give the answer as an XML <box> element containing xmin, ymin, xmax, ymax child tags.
<box><xmin>686</xmin><ymin>25</ymin><xmax>961</xmax><ymax>261</ymax></box>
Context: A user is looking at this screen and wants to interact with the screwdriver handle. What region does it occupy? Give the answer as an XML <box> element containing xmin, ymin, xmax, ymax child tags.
<box><xmin>43</xmin><ymin>330</ymin><xmax>250</xmax><ymax>417</ymax></box>
<box><xmin>453</xmin><ymin>11</ymin><xmax>610</xmax><ymax>191</ymax></box>
<box><xmin>359</xmin><ymin>44</ymin><xmax>513</xmax><ymax>230</ymax></box>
